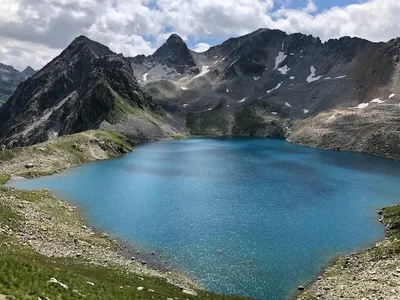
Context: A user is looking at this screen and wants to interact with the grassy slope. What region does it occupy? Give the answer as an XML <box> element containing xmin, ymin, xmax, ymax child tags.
<box><xmin>186</xmin><ymin>103</ymin><xmax>229</xmax><ymax>135</ymax></box>
<box><xmin>0</xmin><ymin>130</ymin><xmax>133</xmax><ymax>179</ymax></box>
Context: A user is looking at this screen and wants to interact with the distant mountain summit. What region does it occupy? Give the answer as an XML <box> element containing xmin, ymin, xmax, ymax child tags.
<box><xmin>152</xmin><ymin>34</ymin><xmax>198</xmax><ymax>72</ymax></box>
<box><xmin>0</xmin><ymin>63</ymin><xmax>35</xmax><ymax>103</ymax></box>
<box><xmin>0</xmin><ymin>36</ymin><xmax>181</xmax><ymax>147</ymax></box>
<box><xmin>130</xmin><ymin>34</ymin><xmax>200</xmax><ymax>83</ymax></box>
<box><xmin>21</xmin><ymin>66</ymin><xmax>36</xmax><ymax>77</ymax></box>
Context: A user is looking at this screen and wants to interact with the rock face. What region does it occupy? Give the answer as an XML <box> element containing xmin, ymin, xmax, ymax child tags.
<box><xmin>0</xmin><ymin>63</ymin><xmax>35</xmax><ymax>103</ymax></box>
<box><xmin>0</xmin><ymin>36</ymin><xmax>181</xmax><ymax>147</ymax></box>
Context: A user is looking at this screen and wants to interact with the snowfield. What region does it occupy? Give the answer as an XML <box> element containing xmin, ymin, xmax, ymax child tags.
<box><xmin>307</xmin><ymin>66</ymin><xmax>322</xmax><ymax>83</ymax></box>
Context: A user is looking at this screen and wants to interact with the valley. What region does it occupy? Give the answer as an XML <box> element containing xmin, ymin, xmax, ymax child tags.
<box><xmin>1</xmin><ymin>27</ymin><xmax>400</xmax><ymax>300</ymax></box>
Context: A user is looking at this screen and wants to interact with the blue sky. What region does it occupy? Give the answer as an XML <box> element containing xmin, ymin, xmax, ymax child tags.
<box><xmin>288</xmin><ymin>0</ymin><xmax>361</xmax><ymax>10</ymax></box>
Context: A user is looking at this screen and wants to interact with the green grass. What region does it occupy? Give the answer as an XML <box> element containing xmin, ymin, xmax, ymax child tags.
<box><xmin>0</xmin><ymin>203</ymin><xmax>22</xmax><ymax>229</ymax></box>
<box><xmin>107</xmin><ymin>91</ymin><xmax>162</xmax><ymax>126</ymax></box>
<box><xmin>0</xmin><ymin>173</ymin><xmax>11</xmax><ymax>185</ymax></box>
<box><xmin>0</xmin><ymin>130</ymin><xmax>133</xmax><ymax>179</ymax></box>
<box><xmin>233</xmin><ymin>108</ymin><xmax>264</xmax><ymax>134</ymax></box>
<box><xmin>0</xmin><ymin>148</ymin><xmax>18</xmax><ymax>163</ymax></box>
<box><xmin>0</xmin><ymin>247</ymin><xmax>251</xmax><ymax>300</ymax></box>
<box><xmin>186</xmin><ymin>103</ymin><xmax>229</xmax><ymax>135</ymax></box>
<box><xmin>382</xmin><ymin>205</ymin><xmax>400</xmax><ymax>253</ymax></box>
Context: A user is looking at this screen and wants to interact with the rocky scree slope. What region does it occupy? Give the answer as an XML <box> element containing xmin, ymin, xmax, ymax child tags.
<box><xmin>0</xmin><ymin>63</ymin><xmax>35</xmax><ymax>104</ymax></box>
<box><xmin>132</xmin><ymin>29</ymin><xmax>400</xmax><ymax>158</ymax></box>
<box><xmin>0</xmin><ymin>36</ymin><xmax>182</xmax><ymax>148</ymax></box>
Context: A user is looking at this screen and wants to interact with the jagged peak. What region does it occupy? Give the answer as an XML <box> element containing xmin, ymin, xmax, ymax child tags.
<box><xmin>23</xmin><ymin>66</ymin><xmax>35</xmax><ymax>72</ymax></box>
<box><xmin>154</xmin><ymin>34</ymin><xmax>190</xmax><ymax>57</ymax></box>
<box><xmin>21</xmin><ymin>66</ymin><xmax>36</xmax><ymax>78</ymax></box>
<box><xmin>166</xmin><ymin>34</ymin><xmax>185</xmax><ymax>44</ymax></box>
<box><xmin>64</xmin><ymin>35</ymin><xmax>114</xmax><ymax>58</ymax></box>
<box><xmin>157</xmin><ymin>34</ymin><xmax>188</xmax><ymax>51</ymax></box>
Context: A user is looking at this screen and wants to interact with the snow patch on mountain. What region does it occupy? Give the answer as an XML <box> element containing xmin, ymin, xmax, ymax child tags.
<box><xmin>278</xmin><ymin>65</ymin><xmax>290</xmax><ymax>75</ymax></box>
<box><xmin>307</xmin><ymin>66</ymin><xmax>322</xmax><ymax>83</ymax></box>
<box><xmin>253</xmin><ymin>76</ymin><xmax>260</xmax><ymax>81</ymax></box>
<box><xmin>238</xmin><ymin>98</ymin><xmax>246</xmax><ymax>103</ymax></box>
<box><xmin>193</xmin><ymin>66</ymin><xmax>210</xmax><ymax>79</ymax></box>
<box><xmin>355</xmin><ymin>103</ymin><xmax>369</xmax><ymax>109</ymax></box>
<box><xmin>143</xmin><ymin>73</ymin><xmax>148</xmax><ymax>82</ymax></box>
<box><xmin>389</xmin><ymin>93</ymin><xmax>396</xmax><ymax>99</ymax></box>
<box><xmin>303</xmin><ymin>109</ymin><xmax>310</xmax><ymax>114</ymax></box>
<box><xmin>266</xmin><ymin>82</ymin><xmax>283</xmax><ymax>94</ymax></box>
<box><xmin>290</xmin><ymin>76</ymin><xmax>296</xmax><ymax>80</ymax></box>
<box><xmin>228</xmin><ymin>59</ymin><xmax>239</xmax><ymax>69</ymax></box>
<box><xmin>179</xmin><ymin>75</ymin><xmax>189</xmax><ymax>81</ymax></box>
<box><xmin>274</xmin><ymin>52</ymin><xmax>287</xmax><ymax>70</ymax></box>
<box><xmin>285</xmin><ymin>102</ymin><xmax>292</xmax><ymax>108</ymax></box>
<box><xmin>181</xmin><ymin>87</ymin><xmax>188</xmax><ymax>90</ymax></box>
<box><xmin>370</xmin><ymin>98</ymin><xmax>385</xmax><ymax>103</ymax></box>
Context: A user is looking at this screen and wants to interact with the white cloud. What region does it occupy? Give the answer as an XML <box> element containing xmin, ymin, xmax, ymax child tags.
<box><xmin>0</xmin><ymin>36</ymin><xmax>61</xmax><ymax>71</ymax></box>
<box><xmin>193</xmin><ymin>43</ymin><xmax>211</xmax><ymax>53</ymax></box>
<box><xmin>303</xmin><ymin>0</ymin><xmax>317</xmax><ymax>13</ymax></box>
<box><xmin>1</xmin><ymin>0</ymin><xmax>400</xmax><ymax>70</ymax></box>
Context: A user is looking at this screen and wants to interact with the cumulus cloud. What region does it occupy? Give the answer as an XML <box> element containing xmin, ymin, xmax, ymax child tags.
<box><xmin>1</xmin><ymin>0</ymin><xmax>400</xmax><ymax>70</ymax></box>
<box><xmin>193</xmin><ymin>43</ymin><xmax>211</xmax><ymax>53</ymax></box>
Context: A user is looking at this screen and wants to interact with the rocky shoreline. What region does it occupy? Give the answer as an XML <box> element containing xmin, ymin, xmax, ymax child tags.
<box><xmin>296</xmin><ymin>206</ymin><xmax>400</xmax><ymax>300</ymax></box>
<box><xmin>0</xmin><ymin>186</ymin><xmax>198</xmax><ymax>289</ymax></box>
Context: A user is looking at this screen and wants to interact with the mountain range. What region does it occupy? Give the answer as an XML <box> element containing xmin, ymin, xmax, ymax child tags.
<box><xmin>1</xmin><ymin>29</ymin><xmax>400</xmax><ymax>159</ymax></box>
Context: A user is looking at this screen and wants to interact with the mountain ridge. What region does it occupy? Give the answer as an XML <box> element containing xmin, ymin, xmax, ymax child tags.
<box><xmin>1</xmin><ymin>29</ymin><xmax>400</xmax><ymax>159</ymax></box>
<box><xmin>130</xmin><ymin>28</ymin><xmax>400</xmax><ymax>159</ymax></box>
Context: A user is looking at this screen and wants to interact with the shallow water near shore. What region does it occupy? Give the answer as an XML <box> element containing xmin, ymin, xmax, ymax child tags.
<box><xmin>10</xmin><ymin>137</ymin><xmax>400</xmax><ymax>299</ymax></box>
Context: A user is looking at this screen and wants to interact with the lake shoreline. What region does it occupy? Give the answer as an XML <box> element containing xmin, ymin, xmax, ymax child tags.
<box><xmin>1</xmin><ymin>130</ymin><xmax>400</xmax><ymax>300</ymax></box>
<box><xmin>296</xmin><ymin>206</ymin><xmax>400</xmax><ymax>299</ymax></box>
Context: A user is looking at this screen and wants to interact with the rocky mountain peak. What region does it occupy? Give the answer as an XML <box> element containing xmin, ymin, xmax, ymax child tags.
<box><xmin>60</xmin><ymin>35</ymin><xmax>114</xmax><ymax>61</ymax></box>
<box><xmin>21</xmin><ymin>66</ymin><xmax>36</xmax><ymax>77</ymax></box>
<box><xmin>166</xmin><ymin>33</ymin><xmax>185</xmax><ymax>44</ymax></box>
<box><xmin>152</xmin><ymin>34</ymin><xmax>198</xmax><ymax>73</ymax></box>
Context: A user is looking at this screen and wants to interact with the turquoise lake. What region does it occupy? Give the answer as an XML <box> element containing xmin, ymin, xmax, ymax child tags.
<box><xmin>9</xmin><ymin>137</ymin><xmax>400</xmax><ymax>299</ymax></box>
